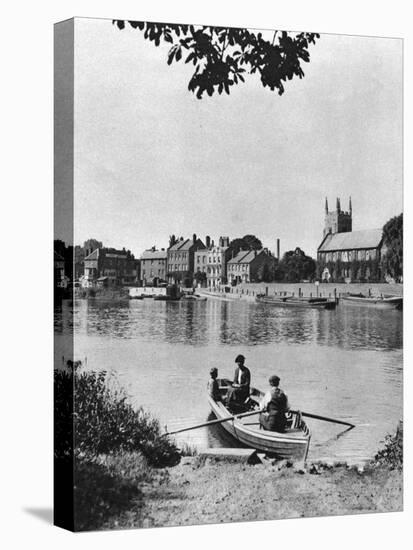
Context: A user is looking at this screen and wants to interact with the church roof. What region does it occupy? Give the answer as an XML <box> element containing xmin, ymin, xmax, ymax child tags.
<box><xmin>318</xmin><ymin>229</ymin><xmax>383</xmax><ymax>252</ymax></box>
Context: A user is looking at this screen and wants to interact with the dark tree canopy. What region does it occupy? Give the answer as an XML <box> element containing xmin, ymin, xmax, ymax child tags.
<box><xmin>229</xmin><ymin>234</ymin><xmax>263</xmax><ymax>255</ymax></box>
<box><xmin>113</xmin><ymin>20</ymin><xmax>319</xmax><ymax>99</ymax></box>
<box><xmin>280</xmin><ymin>247</ymin><xmax>316</xmax><ymax>283</ymax></box>
<box><xmin>382</xmin><ymin>213</ymin><xmax>403</xmax><ymax>282</ymax></box>
<box><xmin>83</xmin><ymin>238</ymin><xmax>103</xmax><ymax>252</ymax></box>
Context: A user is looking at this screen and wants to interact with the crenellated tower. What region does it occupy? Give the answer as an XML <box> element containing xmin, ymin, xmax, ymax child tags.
<box><xmin>323</xmin><ymin>197</ymin><xmax>352</xmax><ymax>237</ymax></box>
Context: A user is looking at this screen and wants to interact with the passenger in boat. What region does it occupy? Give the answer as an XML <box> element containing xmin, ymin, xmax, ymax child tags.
<box><xmin>207</xmin><ymin>367</ymin><xmax>221</xmax><ymax>402</ymax></box>
<box><xmin>259</xmin><ymin>375</ymin><xmax>289</xmax><ymax>433</ymax></box>
<box><xmin>226</xmin><ymin>354</ymin><xmax>251</xmax><ymax>410</ymax></box>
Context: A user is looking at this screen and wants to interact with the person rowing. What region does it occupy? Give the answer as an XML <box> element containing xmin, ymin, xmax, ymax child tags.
<box><xmin>259</xmin><ymin>375</ymin><xmax>290</xmax><ymax>433</ymax></box>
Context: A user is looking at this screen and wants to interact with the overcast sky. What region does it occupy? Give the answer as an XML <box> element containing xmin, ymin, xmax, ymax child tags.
<box><xmin>68</xmin><ymin>17</ymin><xmax>402</xmax><ymax>258</ymax></box>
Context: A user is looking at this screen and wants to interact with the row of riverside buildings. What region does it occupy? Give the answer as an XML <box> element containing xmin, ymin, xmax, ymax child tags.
<box><xmin>55</xmin><ymin>234</ymin><xmax>278</xmax><ymax>289</ymax></box>
<box><xmin>137</xmin><ymin>234</ymin><xmax>278</xmax><ymax>288</ymax></box>
<box><xmin>54</xmin><ymin>198</ymin><xmax>399</xmax><ymax>289</ymax></box>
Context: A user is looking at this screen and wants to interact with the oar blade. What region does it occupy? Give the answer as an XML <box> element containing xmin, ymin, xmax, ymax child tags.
<box><xmin>297</xmin><ymin>410</ymin><xmax>355</xmax><ymax>429</ymax></box>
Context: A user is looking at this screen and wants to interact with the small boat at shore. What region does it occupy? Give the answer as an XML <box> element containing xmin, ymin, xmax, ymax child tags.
<box><xmin>341</xmin><ymin>293</ymin><xmax>402</xmax><ymax>310</ymax></box>
<box><xmin>256</xmin><ymin>294</ymin><xmax>336</xmax><ymax>310</ymax></box>
<box><xmin>207</xmin><ymin>379</ymin><xmax>311</xmax><ymax>461</ymax></box>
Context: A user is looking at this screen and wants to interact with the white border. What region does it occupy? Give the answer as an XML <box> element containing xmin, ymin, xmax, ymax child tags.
<box><xmin>2</xmin><ymin>1</ymin><xmax>410</xmax><ymax>548</ymax></box>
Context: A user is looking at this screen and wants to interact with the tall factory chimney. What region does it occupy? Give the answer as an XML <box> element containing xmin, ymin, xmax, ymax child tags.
<box><xmin>276</xmin><ymin>239</ymin><xmax>280</xmax><ymax>260</ymax></box>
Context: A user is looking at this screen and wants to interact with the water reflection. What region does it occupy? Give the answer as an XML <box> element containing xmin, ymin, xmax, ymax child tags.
<box><xmin>56</xmin><ymin>297</ymin><xmax>402</xmax><ymax>352</ymax></box>
<box><xmin>54</xmin><ymin>296</ymin><xmax>402</xmax><ymax>462</ymax></box>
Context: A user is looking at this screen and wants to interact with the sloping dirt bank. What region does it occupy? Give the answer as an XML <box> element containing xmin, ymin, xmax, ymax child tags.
<box><xmin>126</xmin><ymin>459</ymin><xmax>402</xmax><ymax>529</ymax></box>
<box><xmin>98</xmin><ymin>424</ymin><xmax>402</xmax><ymax>531</ymax></box>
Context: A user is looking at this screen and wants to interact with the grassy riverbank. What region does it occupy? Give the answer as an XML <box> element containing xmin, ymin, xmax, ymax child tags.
<box><xmin>92</xmin><ymin>425</ymin><xmax>402</xmax><ymax>531</ymax></box>
<box><xmin>55</xmin><ymin>365</ymin><xmax>402</xmax><ymax>531</ymax></box>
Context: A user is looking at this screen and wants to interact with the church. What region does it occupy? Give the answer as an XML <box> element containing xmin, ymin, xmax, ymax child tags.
<box><xmin>317</xmin><ymin>198</ymin><xmax>386</xmax><ymax>283</ymax></box>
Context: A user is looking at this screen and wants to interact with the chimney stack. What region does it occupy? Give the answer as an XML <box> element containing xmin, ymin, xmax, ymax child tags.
<box><xmin>206</xmin><ymin>235</ymin><xmax>211</xmax><ymax>248</ymax></box>
<box><xmin>276</xmin><ymin>239</ymin><xmax>280</xmax><ymax>260</ymax></box>
<box><xmin>193</xmin><ymin>233</ymin><xmax>197</xmax><ymax>244</ymax></box>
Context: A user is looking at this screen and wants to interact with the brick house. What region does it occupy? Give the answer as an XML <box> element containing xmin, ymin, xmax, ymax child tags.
<box><xmin>140</xmin><ymin>247</ymin><xmax>168</xmax><ymax>286</ymax></box>
<box><xmin>83</xmin><ymin>248</ymin><xmax>140</xmax><ymax>287</ymax></box>
<box><xmin>167</xmin><ymin>234</ymin><xmax>206</xmax><ymax>286</ymax></box>
<box><xmin>227</xmin><ymin>249</ymin><xmax>276</xmax><ymax>284</ymax></box>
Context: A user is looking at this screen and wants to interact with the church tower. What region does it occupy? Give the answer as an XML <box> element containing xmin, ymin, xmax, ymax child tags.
<box><xmin>323</xmin><ymin>197</ymin><xmax>352</xmax><ymax>237</ymax></box>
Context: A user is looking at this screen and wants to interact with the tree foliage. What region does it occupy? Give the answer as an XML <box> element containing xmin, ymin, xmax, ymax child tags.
<box><xmin>113</xmin><ymin>20</ymin><xmax>319</xmax><ymax>99</ymax></box>
<box><xmin>54</xmin><ymin>364</ymin><xmax>179</xmax><ymax>467</ymax></box>
<box><xmin>382</xmin><ymin>213</ymin><xmax>403</xmax><ymax>282</ymax></box>
<box><xmin>280</xmin><ymin>247</ymin><xmax>316</xmax><ymax>282</ymax></box>
<box><xmin>229</xmin><ymin>234</ymin><xmax>263</xmax><ymax>256</ymax></box>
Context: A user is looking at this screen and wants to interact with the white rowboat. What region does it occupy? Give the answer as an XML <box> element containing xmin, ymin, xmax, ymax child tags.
<box><xmin>208</xmin><ymin>379</ymin><xmax>311</xmax><ymax>461</ymax></box>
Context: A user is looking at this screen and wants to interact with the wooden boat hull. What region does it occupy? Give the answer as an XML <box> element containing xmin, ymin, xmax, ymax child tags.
<box><xmin>256</xmin><ymin>295</ymin><xmax>336</xmax><ymax>310</ymax></box>
<box><xmin>341</xmin><ymin>295</ymin><xmax>402</xmax><ymax>309</ymax></box>
<box><xmin>208</xmin><ymin>379</ymin><xmax>311</xmax><ymax>461</ymax></box>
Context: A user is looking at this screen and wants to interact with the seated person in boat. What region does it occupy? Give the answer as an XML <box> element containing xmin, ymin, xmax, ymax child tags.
<box><xmin>225</xmin><ymin>354</ymin><xmax>251</xmax><ymax>410</ymax></box>
<box><xmin>207</xmin><ymin>367</ymin><xmax>221</xmax><ymax>401</ymax></box>
<box><xmin>259</xmin><ymin>375</ymin><xmax>290</xmax><ymax>433</ymax></box>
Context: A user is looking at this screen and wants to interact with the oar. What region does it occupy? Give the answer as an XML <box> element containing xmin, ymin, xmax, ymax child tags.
<box><xmin>292</xmin><ymin>410</ymin><xmax>355</xmax><ymax>429</ymax></box>
<box><xmin>165</xmin><ymin>409</ymin><xmax>261</xmax><ymax>436</ymax></box>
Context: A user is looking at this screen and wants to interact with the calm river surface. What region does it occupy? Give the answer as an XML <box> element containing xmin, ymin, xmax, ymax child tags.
<box><xmin>54</xmin><ymin>297</ymin><xmax>403</xmax><ymax>464</ymax></box>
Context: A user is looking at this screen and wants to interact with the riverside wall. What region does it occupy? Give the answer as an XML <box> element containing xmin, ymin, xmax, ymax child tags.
<box><xmin>198</xmin><ymin>282</ymin><xmax>402</xmax><ymax>302</ymax></box>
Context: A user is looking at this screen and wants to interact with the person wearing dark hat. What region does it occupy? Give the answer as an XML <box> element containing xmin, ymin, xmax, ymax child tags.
<box><xmin>226</xmin><ymin>354</ymin><xmax>251</xmax><ymax>410</ymax></box>
<box><xmin>207</xmin><ymin>367</ymin><xmax>221</xmax><ymax>402</ymax></box>
<box><xmin>259</xmin><ymin>375</ymin><xmax>290</xmax><ymax>432</ymax></box>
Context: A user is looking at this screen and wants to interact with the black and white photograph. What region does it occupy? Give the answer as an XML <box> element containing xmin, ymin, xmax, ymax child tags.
<box><xmin>52</xmin><ymin>14</ymin><xmax>404</xmax><ymax>532</ymax></box>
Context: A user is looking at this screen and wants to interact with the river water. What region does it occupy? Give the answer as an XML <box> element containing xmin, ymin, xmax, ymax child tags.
<box><xmin>54</xmin><ymin>296</ymin><xmax>403</xmax><ymax>464</ymax></box>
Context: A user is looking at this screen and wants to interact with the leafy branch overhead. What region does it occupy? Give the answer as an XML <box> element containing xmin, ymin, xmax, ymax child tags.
<box><xmin>113</xmin><ymin>20</ymin><xmax>320</xmax><ymax>99</ymax></box>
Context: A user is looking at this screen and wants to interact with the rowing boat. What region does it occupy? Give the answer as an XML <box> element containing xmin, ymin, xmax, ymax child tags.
<box><xmin>207</xmin><ymin>378</ymin><xmax>311</xmax><ymax>461</ymax></box>
<box><xmin>256</xmin><ymin>294</ymin><xmax>336</xmax><ymax>310</ymax></box>
<box><xmin>341</xmin><ymin>293</ymin><xmax>402</xmax><ymax>310</ymax></box>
